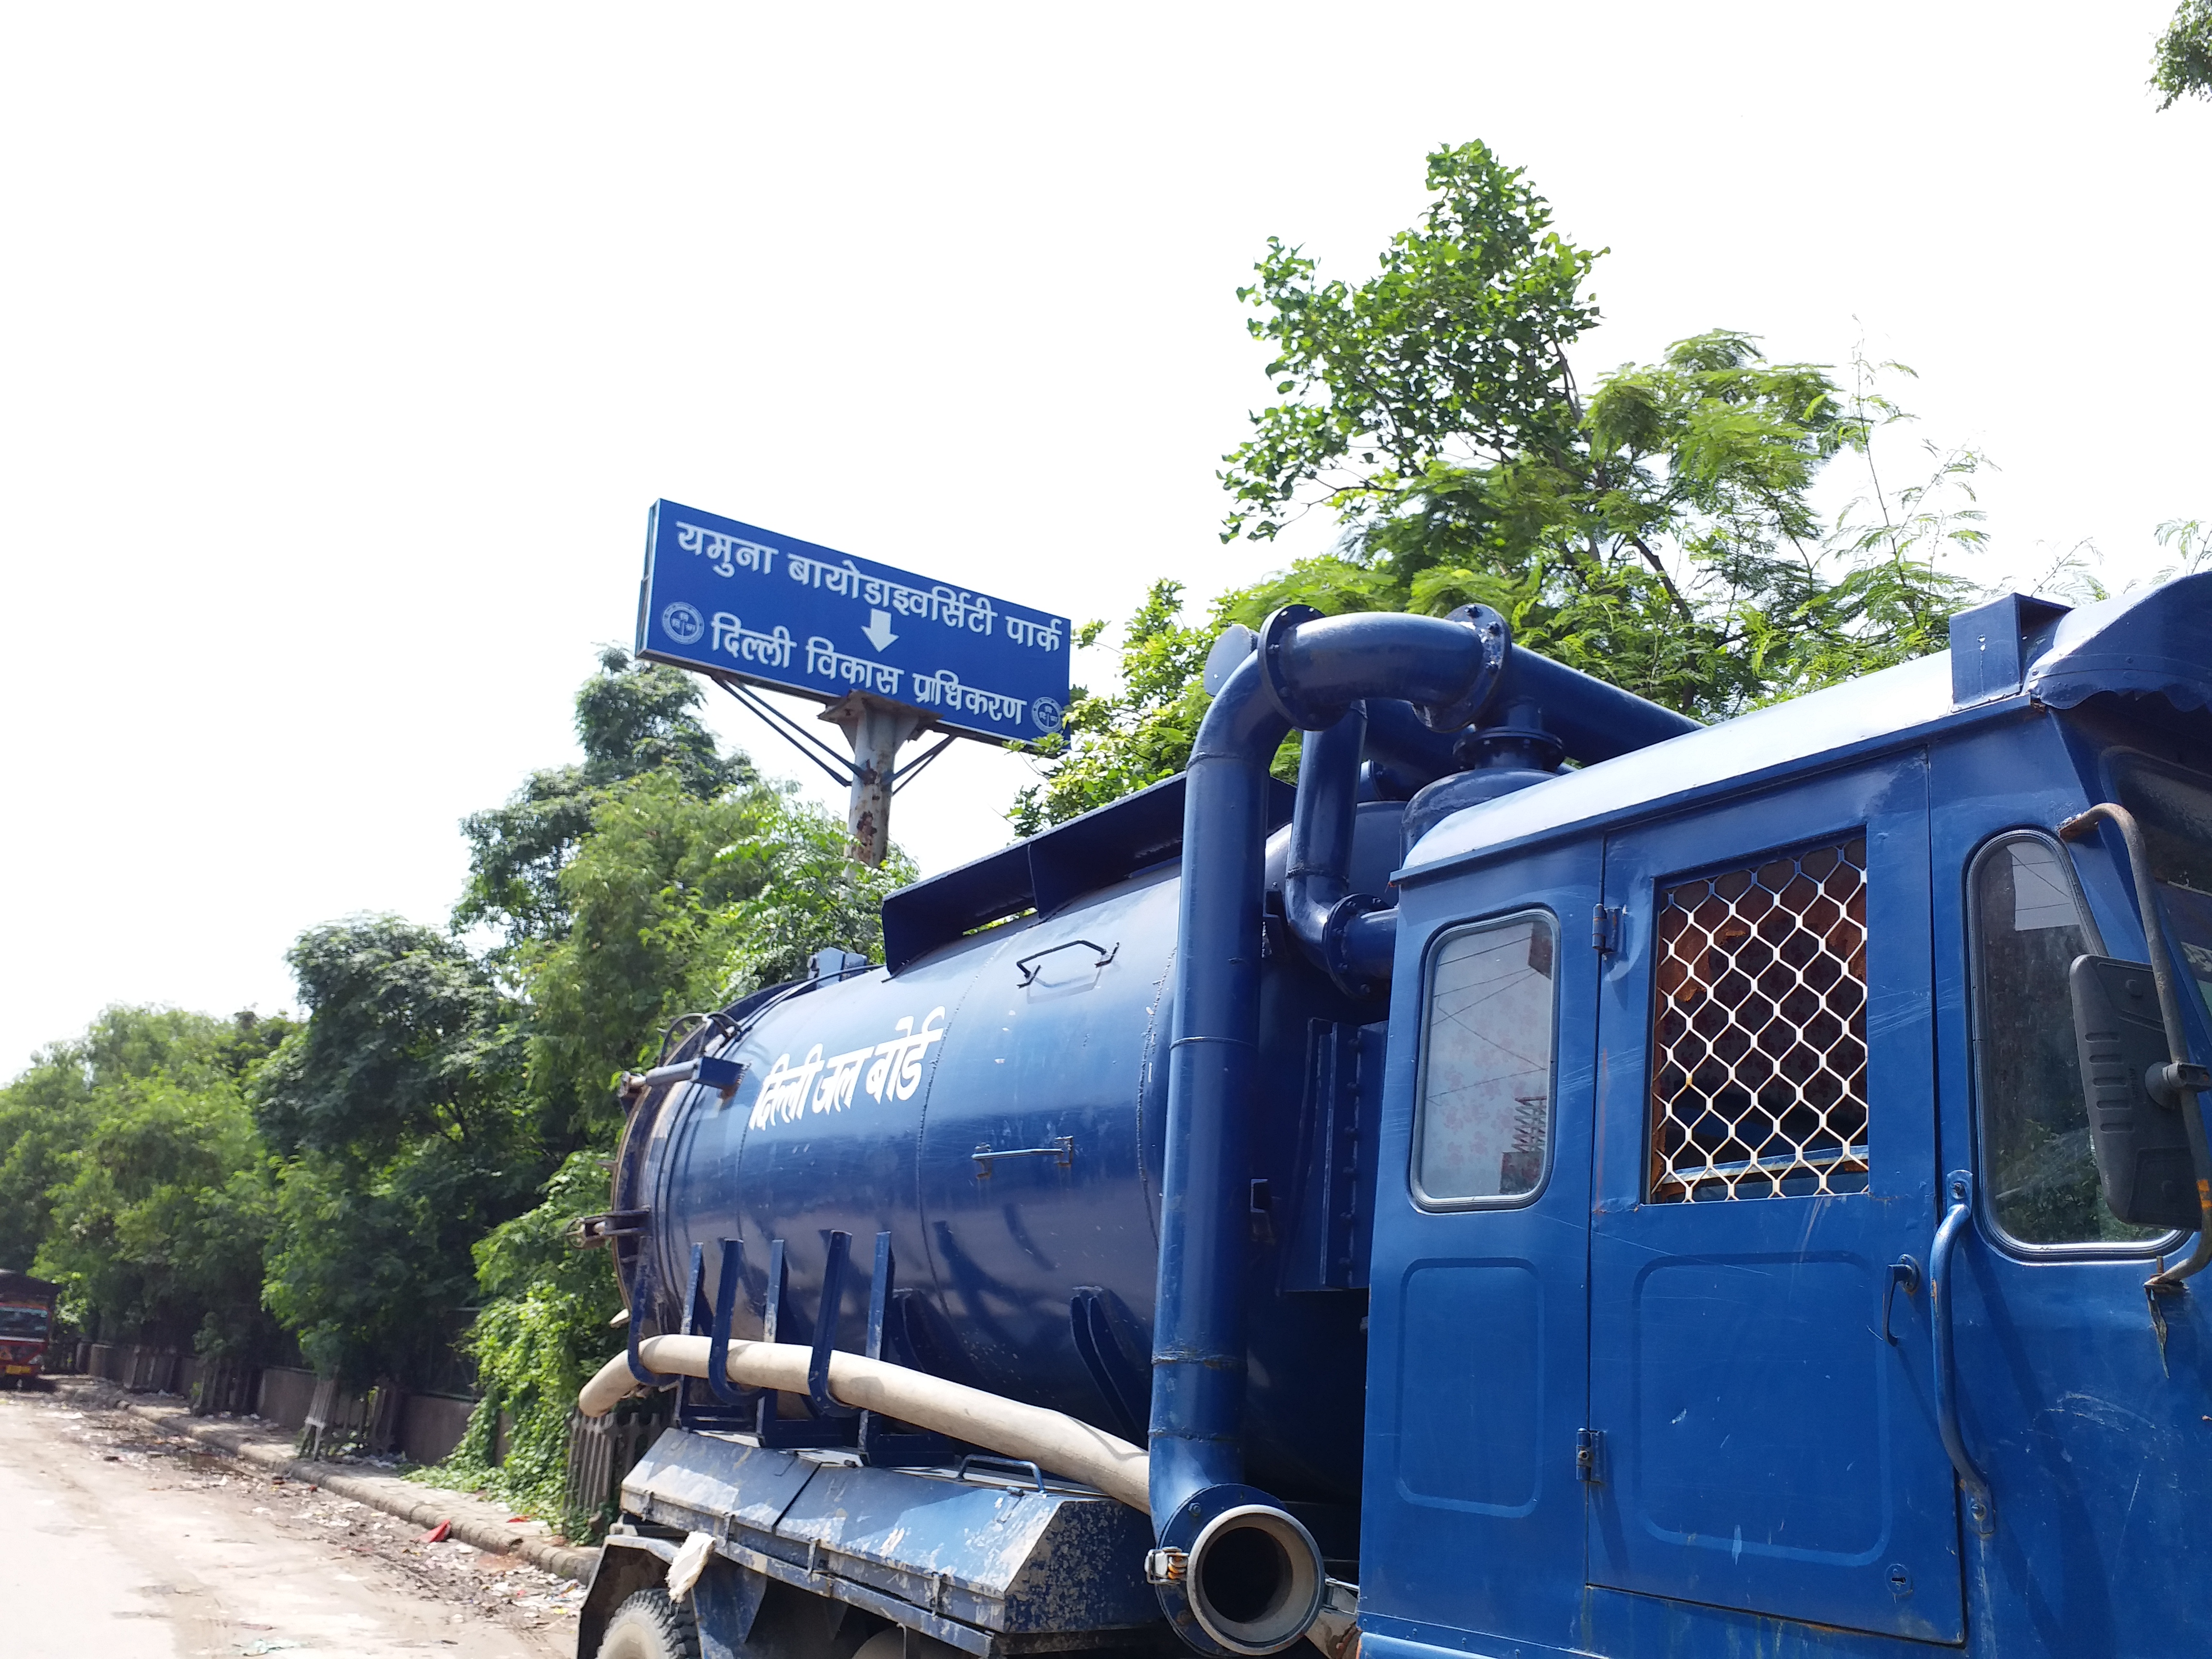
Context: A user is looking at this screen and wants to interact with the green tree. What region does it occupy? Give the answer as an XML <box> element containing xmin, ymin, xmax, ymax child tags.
<box><xmin>254</xmin><ymin>918</ymin><xmax>537</xmax><ymax>1386</ymax></box>
<box><xmin>522</xmin><ymin>773</ymin><xmax>914</xmax><ymax>1141</ymax></box>
<box><xmin>456</xmin><ymin>649</ymin><xmax>754</xmax><ymax>956</ymax></box>
<box><xmin>0</xmin><ymin>1052</ymin><xmax>96</xmax><ymax>1276</ymax></box>
<box><xmin>2155</xmin><ymin>0</ymin><xmax>2212</xmax><ymax>108</ymax></box>
<box><xmin>38</xmin><ymin>1080</ymin><xmax>274</xmax><ymax>1354</ymax></box>
<box><xmin>1221</xmin><ymin>140</ymin><xmax>1599</xmax><ymax>553</ymax></box>
<box><xmin>2158</xmin><ymin>517</ymin><xmax>2212</xmax><ymax>577</ymax></box>
<box><xmin>1018</xmin><ymin>142</ymin><xmax>1990</xmax><ymax>828</ymax></box>
<box><xmin>426</xmin><ymin>778</ymin><xmax>912</xmax><ymax>1527</ymax></box>
<box><xmin>1221</xmin><ymin>143</ymin><xmax>1981</xmax><ymax>715</ymax></box>
<box><xmin>518</xmin><ymin>771</ymin><xmax>778</xmax><ymax>1135</ymax></box>
<box><xmin>706</xmin><ymin>791</ymin><xmax>915</xmax><ymax>998</ymax></box>
<box><xmin>5</xmin><ymin>1006</ymin><xmax>291</xmax><ymax>1353</ymax></box>
<box><xmin>412</xmin><ymin>1149</ymin><xmax>619</xmax><ymax>1529</ymax></box>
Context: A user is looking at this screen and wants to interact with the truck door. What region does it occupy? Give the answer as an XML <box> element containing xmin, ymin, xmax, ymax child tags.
<box><xmin>1586</xmin><ymin>753</ymin><xmax>1965</xmax><ymax>1643</ymax></box>
<box><xmin>1361</xmin><ymin>839</ymin><xmax>1601</xmax><ymax>1647</ymax></box>
<box><xmin>1930</xmin><ymin>745</ymin><xmax>2212</xmax><ymax>1658</ymax></box>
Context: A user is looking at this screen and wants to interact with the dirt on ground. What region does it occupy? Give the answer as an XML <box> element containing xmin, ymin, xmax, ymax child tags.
<box><xmin>2</xmin><ymin>1380</ymin><xmax>583</xmax><ymax>1658</ymax></box>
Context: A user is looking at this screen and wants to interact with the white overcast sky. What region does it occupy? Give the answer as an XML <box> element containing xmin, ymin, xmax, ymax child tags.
<box><xmin>2</xmin><ymin>3</ymin><xmax>2205</xmax><ymax>1075</ymax></box>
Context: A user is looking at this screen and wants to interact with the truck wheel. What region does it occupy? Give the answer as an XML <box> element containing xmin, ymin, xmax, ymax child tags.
<box><xmin>597</xmin><ymin>1588</ymin><xmax>702</xmax><ymax>1659</ymax></box>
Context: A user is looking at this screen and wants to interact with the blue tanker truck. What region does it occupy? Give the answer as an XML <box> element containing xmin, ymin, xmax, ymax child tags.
<box><xmin>572</xmin><ymin>580</ymin><xmax>2212</xmax><ymax>1659</ymax></box>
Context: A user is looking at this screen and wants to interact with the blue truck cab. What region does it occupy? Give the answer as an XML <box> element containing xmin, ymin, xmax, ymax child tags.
<box><xmin>581</xmin><ymin>577</ymin><xmax>2212</xmax><ymax>1659</ymax></box>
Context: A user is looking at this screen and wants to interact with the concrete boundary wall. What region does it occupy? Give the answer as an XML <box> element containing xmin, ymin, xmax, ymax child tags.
<box><xmin>255</xmin><ymin>1366</ymin><xmax>321</xmax><ymax>1429</ymax></box>
<box><xmin>399</xmin><ymin>1392</ymin><xmax>480</xmax><ymax>1467</ymax></box>
<box><xmin>74</xmin><ymin>1385</ymin><xmax>599</xmax><ymax>1584</ymax></box>
<box><xmin>66</xmin><ymin>1351</ymin><xmax>477</xmax><ymax>1462</ymax></box>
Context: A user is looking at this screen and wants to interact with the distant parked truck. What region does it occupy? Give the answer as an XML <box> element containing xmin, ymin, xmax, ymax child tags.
<box><xmin>0</xmin><ymin>1271</ymin><xmax>58</xmax><ymax>1387</ymax></box>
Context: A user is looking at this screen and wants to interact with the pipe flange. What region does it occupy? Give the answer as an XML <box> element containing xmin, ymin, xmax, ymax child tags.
<box><xmin>1453</xmin><ymin>722</ymin><xmax>1566</xmax><ymax>775</ymax></box>
<box><xmin>1322</xmin><ymin>893</ymin><xmax>1389</xmax><ymax>996</ymax></box>
<box><xmin>1150</xmin><ymin>1483</ymin><xmax>1325</xmax><ymax>1658</ymax></box>
<box><xmin>1254</xmin><ymin>605</ymin><xmax>1342</xmax><ymax>732</ymax></box>
<box><xmin>1415</xmin><ymin>604</ymin><xmax>1511</xmax><ymax>733</ymax></box>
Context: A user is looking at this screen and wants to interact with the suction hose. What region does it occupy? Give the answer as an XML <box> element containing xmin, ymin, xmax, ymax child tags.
<box><xmin>578</xmin><ymin>1334</ymin><xmax>1150</xmax><ymax>1513</ymax></box>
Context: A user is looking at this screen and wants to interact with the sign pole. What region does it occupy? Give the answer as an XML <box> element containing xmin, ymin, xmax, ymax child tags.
<box><xmin>820</xmin><ymin>693</ymin><xmax>934</xmax><ymax>866</ymax></box>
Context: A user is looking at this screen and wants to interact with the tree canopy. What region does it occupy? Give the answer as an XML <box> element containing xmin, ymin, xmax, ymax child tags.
<box><xmin>456</xmin><ymin>649</ymin><xmax>754</xmax><ymax>956</ymax></box>
<box><xmin>3</xmin><ymin>1007</ymin><xmax>292</xmax><ymax>1356</ymax></box>
<box><xmin>1017</xmin><ymin>141</ymin><xmax>1988</xmax><ymax>830</ymax></box>
<box><xmin>2155</xmin><ymin>0</ymin><xmax>2212</xmax><ymax>108</ymax></box>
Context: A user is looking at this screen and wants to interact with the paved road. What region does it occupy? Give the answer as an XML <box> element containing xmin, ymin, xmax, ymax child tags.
<box><xmin>0</xmin><ymin>1385</ymin><xmax>571</xmax><ymax>1658</ymax></box>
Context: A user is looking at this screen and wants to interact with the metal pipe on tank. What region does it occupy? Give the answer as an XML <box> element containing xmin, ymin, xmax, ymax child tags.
<box><xmin>1149</xmin><ymin>604</ymin><xmax>1514</xmax><ymax>1656</ymax></box>
<box><xmin>1354</xmin><ymin>697</ymin><xmax>1458</xmax><ymax>793</ymax></box>
<box><xmin>1493</xmin><ymin>648</ymin><xmax>1699</xmax><ymax>761</ymax></box>
<box><xmin>1282</xmin><ymin>704</ymin><xmax>1394</xmax><ymax>995</ymax></box>
<box><xmin>1276</xmin><ymin>630</ymin><xmax>1698</xmax><ymax>999</ymax></box>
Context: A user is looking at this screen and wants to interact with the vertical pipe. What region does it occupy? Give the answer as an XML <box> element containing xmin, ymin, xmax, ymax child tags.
<box><xmin>1149</xmin><ymin>609</ymin><xmax>1515</xmax><ymax>1655</ymax></box>
<box><xmin>1282</xmin><ymin>704</ymin><xmax>1366</xmax><ymax>950</ymax></box>
<box><xmin>1152</xmin><ymin>659</ymin><xmax>1288</xmax><ymax>1515</ymax></box>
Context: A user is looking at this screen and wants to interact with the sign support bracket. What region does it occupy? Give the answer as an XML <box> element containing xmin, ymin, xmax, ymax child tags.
<box><xmin>711</xmin><ymin>674</ymin><xmax>946</xmax><ymax>866</ymax></box>
<box><xmin>711</xmin><ymin>674</ymin><xmax>864</xmax><ymax>789</ymax></box>
<box><xmin>891</xmin><ymin>733</ymin><xmax>958</xmax><ymax>796</ymax></box>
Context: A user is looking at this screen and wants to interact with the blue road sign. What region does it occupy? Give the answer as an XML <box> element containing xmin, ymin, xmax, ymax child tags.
<box><xmin>635</xmin><ymin>500</ymin><xmax>1071</xmax><ymax>745</ymax></box>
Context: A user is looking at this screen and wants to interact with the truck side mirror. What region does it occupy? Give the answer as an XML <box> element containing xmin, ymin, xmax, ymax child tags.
<box><xmin>2068</xmin><ymin>955</ymin><xmax>2210</xmax><ymax>1229</ymax></box>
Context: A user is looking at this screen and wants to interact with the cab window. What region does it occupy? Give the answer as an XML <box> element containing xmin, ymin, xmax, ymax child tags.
<box><xmin>1413</xmin><ymin>913</ymin><xmax>1556</xmax><ymax>1207</ymax></box>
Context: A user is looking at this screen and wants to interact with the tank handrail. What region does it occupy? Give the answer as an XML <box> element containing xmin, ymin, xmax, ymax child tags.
<box><xmin>577</xmin><ymin>1333</ymin><xmax>1150</xmax><ymax>1514</ymax></box>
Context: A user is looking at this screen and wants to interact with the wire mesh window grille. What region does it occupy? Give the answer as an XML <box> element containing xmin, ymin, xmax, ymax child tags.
<box><xmin>1649</xmin><ymin>837</ymin><xmax>1869</xmax><ymax>1202</ymax></box>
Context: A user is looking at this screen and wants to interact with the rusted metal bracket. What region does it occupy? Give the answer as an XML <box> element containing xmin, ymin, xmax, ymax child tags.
<box><xmin>573</xmin><ymin>1209</ymin><xmax>651</xmax><ymax>1248</ymax></box>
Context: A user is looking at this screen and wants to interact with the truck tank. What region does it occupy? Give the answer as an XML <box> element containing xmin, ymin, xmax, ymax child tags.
<box><xmin>616</xmin><ymin>777</ymin><xmax>1410</xmax><ymax>1507</ymax></box>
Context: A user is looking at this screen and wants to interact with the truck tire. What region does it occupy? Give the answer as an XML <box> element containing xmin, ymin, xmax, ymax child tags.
<box><xmin>597</xmin><ymin>1588</ymin><xmax>702</xmax><ymax>1659</ymax></box>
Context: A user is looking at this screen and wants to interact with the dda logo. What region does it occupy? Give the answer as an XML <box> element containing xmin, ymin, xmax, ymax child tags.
<box><xmin>661</xmin><ymin>602</ymin><xmax>706</xmax><ymax>646</ymax></box>
<box><xmin>1030</xmin><ymin>696</ymin><xmax>1064</xmax><ymax>733</ymax></box>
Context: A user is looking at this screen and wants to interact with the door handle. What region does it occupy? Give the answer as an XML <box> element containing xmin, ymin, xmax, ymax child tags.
<box><xmin>1930</xmin><ymin>1170</ymin><xmax>1995</xmax><ymax>1535</ymax></box>
<box><xmin>1881</xmin><ymin>1255</ymin><xmax>1921</xmax><ymax>1344</ymax></box>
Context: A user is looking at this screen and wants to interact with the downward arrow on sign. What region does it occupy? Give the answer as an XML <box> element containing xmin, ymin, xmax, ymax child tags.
<box><xmin>861</xmin><ymin>609</ymin><xmax>899</xmax><ymax>651</ymax></box>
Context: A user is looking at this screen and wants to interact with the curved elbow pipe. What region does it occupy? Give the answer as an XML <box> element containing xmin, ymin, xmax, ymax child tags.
<box><xmin>1276</xmin><ymin>629</ymin><xmax>1699</xmax><ymax>1004</ymax></box>
<box><xmin>1358</xmin><ymin>697</ymin><xmax>1461</xmax><ymax>791</ymax></box>
<box><xmin>1148</xmin><ymin>605</ymin><xmax>1510</xmax><ymax>1654</ymax></box>
<box><xmin>1284</xmin><ymin>704</ymin><xmax>1397</xmax><ymax>996</ymax></box>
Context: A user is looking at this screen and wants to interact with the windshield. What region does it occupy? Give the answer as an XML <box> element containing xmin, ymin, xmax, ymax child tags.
<box><xmin>2116</xmin><ymin>758</ymin><xmax>2212</xmax><ymax>1021</ymax></box>
<box><xmin>0</xmin><ymin>1305</ymin><xmax>49</xmax><ymax>1340</ymax></box>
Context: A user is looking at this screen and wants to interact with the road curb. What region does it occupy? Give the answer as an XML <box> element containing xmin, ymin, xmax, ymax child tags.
<box><xmin>88</xmin><ymin>1390</ymin><xmax>600</xmax><ymax>1583</ymax></box>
